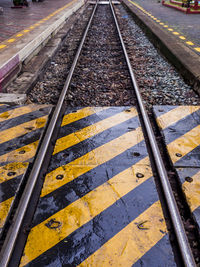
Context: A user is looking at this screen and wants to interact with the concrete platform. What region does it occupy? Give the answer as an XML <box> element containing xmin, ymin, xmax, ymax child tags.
<box><xmin>19</xmin><ymin>107</ymin><xmax>176</xmax><ymax>266</ymax></box>
<box><xmin>153</xmin><ymin>106</ymin><xmax>200</xmax><ymax>230</ymax></box>
<box><xmin>0</xmin><ymin>0</ymin><xmax>84</xmax><ymax>91</ymax></box>
<box><xmin>122</xmin><ymin>0</ymin><xmax>200</xmax><ymax>94</ymax></box>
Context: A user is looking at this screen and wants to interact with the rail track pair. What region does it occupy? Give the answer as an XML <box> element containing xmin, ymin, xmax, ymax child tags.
<box><xmin>0</xmin><ymin>1</ymin><xmax>196</xmax><ymax>266</ymax></box>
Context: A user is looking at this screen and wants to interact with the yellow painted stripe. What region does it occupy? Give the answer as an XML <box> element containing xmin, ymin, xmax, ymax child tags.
<box><xmin>79</xmin><ymin>201</ymin><xmax>166</xmax><ymax>267</ymax></box>
<box><xmin>20</xmin><ymin>157</ymin><xmax>151</xmax><ymax>266</ymax></box>
<box><xmin>53</xmin><ymin>108</ymin><xmax>138</xmax><ymax>154</ymax></box>
<box><xmin>0</xmin><ymin>104</ymin><xmax>48</xmax><ymax>123</ymax></box>
<box><xmin>194</xmin><ymin>47</ymin><xmax>200</xmax><ymax>52</ymax></box>
<box><xmin>167</xmin><ymin>124</ymin><xmax>200</xmax><ymax>163</ymax></box>
<box><xmin>182</xmin><ymin>170</ymin><xmax>200</xmax><ymax>212</ymax></box>
<box><xmin>0</xmin><ymin>107</ymin><xmax>101</xmax><ymax>163</ymax></box>
<box><xmin>156</xmin><ymin>106</ymin><xmax>200</xmax><ymax>130</ymax></box>
<box><xmin>0</xmin><ymin>141</ymin><xmax>39</xmax><ymax>164</ymax></box>
<box><xmin>0</xmin><ymin>162</ymin><xmax>28</xmax><ymax>183</ymax></box>
<box><xmin>41</xmin><ymin>127</ymin><xmax>144</xmax><ymax>197</ymax></box>
<box><xmin>0</xmin><ymin>116</ymin><xmax>47</xmax><ymax>145</ymax></box>
<box><xmin>61</xmin><ymin>107</ymin><xmax>108</xmax><ymax>127</ymax></box>
<box><xmin>0</xmin><ymin>197</ymin><xmax>14</xmax><ymax>229</ymax></box>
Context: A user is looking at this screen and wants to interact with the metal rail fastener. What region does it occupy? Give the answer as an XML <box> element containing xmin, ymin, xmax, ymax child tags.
<box><xmin>109</xmin><ymin>1</ymin><xmax>196</xmax><ymax>266</ymax></box>
<box><xmin>0</xmin><ymin>2</ymin><xmax>98</xmax><ymax>266</ymax></box>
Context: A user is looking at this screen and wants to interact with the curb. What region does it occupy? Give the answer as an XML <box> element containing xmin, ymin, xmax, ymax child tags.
<box><xmin>121</xmin><ymin>0</ymin><xmax>200</xmax><ymax>95</ymax></box>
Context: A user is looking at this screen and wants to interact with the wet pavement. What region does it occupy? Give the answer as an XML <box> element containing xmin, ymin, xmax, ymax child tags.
<box><xmin>154</xmin><ymin>106</ymin><xmax>200</xmax><ymax>230</ymax></box>
<box><xmin>20</xmin><ymin>106</ymin><xmax>176</xmax><ymax>266</ymax></box>
<box><xmin>0</xmin><ymin>103</ymin><xmax>51</xmax><ymax>238</ymax></box>
<box><xmin>0</xmin><ymin>0</ymin><xmax>73</xmax><ymax>43</ymax></box>
<box><xmin>124</xmin><ymin>0</ymin><xmax>200</xmax><ymax>55</ymax></box>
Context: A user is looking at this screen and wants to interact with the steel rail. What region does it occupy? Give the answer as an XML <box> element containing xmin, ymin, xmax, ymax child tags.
<box><xmin>109</xmin><ymin>1</ymin><xmax>196</xmax><ymax>266</ymax></box>
<box><xmin>0</xmin><ymin>2</ymin><xmax>98</xmax><ymax>266</ymax></box>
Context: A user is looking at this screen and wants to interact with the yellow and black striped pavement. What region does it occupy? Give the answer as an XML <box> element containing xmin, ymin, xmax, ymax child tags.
<box><xmin>0</xmin><ymin>103</ymin><xmax>52</xmax><ymax>237</ymax></box>
<box><xmin>154</xmin><ymin>106</ymin><xmax>200</xmax><ymax>230</ymax></box>
<box><xmin>20</xmin><ymin>106</ymin><xmax>176</xmax><ymax>266</ymax></box>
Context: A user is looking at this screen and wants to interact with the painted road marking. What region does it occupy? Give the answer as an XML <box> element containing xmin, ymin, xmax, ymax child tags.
<box><xmin>154</xmin><ymin>106</ymin><xmax>200</xmax><ymax>229</ymax></box>
<box><xmin>41</xmin><ymin>127</ymin><xmax>144</xmax><ymax>197</ymax></box>
<box><xmin>0</xmin><ymin>0</ymin><xmax>77</xmax><ymax>50</ymax></box>
<box><xmin>53</xmin><ymin>108</ymin><xmax>138</xmax><ymax>154</ymax></box>
<box><xmin>128</xmin><ymin>0</ymin><xmax>200</xmax><ymax>54</ymax></box>
<box><xmin>79</xmin><ymin>201</ymin><xmax>166</xmax><ymax>266</ymax></box>
<box><xmin>20</xmin><ymin>107</ymin><xmax>175</xmax><ymax>266</ymax></box>
<box><xmin>0</xmin><ymin>116</ymin><xmax>47</xmax><ymax>145</ymax></box>
<box><xmin>0</xmin><ymin>104</ymin><xmax>51</xmax><ymax>236</ymax></box>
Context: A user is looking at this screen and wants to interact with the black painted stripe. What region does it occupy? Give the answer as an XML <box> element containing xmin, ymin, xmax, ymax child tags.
<box><xmin>26</xmin><ymin>178</ymin><xmax>158</xmax><ymax>266</ymax></box>
<box><xmin>133</xmin><ymin>235</ymin><xmax>176</xmax><ymax>266</ymax></box>
<box><xmin>0</xmin><ymin>105</ymin><xmax>19</xmax><ymax>114</ymax></box>
<box><xmin>48</xmin><ymin>116</ymin><xmax>140</xmax><ymax>173</ymax></box>
<box><xmin>174</xmin><ymin>145</ymin><xmax>200</xmax><ymax>167</ymax></box>
<box><xmin>160</xmin><ymin>109</ymin><xmax>200</xmax><ymax>145</ymax></box>
<box><xmin>0</xmin><ymin>174</ymin><xmax>23</xmax><ymax>202</ymax></box>
<box><xmin>0</xmin><ymin>106</ymin><xmax>51</xmax><ymax>131</ymax></box>
<box><xmin>0</xmin><ymin>128</ymin><xmax>43</xmax><ymax>158</ymax></box>
<box><xmin>33</xmin><ymin>140</ymin><xmax>147</xmax><ymax>226</ymax></box>
<box><xmin>58</xmin><ymin>106</ymin><xmax>129</xmax><ymax>139</ymax></box>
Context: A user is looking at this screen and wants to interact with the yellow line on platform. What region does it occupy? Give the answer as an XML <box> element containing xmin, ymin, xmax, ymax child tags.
<box><xmin>186</xmin><ymin>41</ymin><xmax>194</xmax><ymax>46</ymax></box>
<box><xmin>127</xmin><ymin>0</ymin><xmax>200</xmax><ymax>54</ymax></box>
<box><xmin>0</xmin><ymin>0</ymin><xmax>77</xmax><ymax>49</ymax></box>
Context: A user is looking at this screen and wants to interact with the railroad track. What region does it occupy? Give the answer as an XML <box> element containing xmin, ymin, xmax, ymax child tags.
<box><xmin>0</xmin><ymin>1</ymin><xmax>197</xmax><ymax>266</ymax></box>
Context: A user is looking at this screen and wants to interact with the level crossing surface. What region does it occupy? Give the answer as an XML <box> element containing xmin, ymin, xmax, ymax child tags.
<box><xmin>19</xmin><ymin>106</ymin><xmax>176</xmax><ymax>266</ymax></box>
